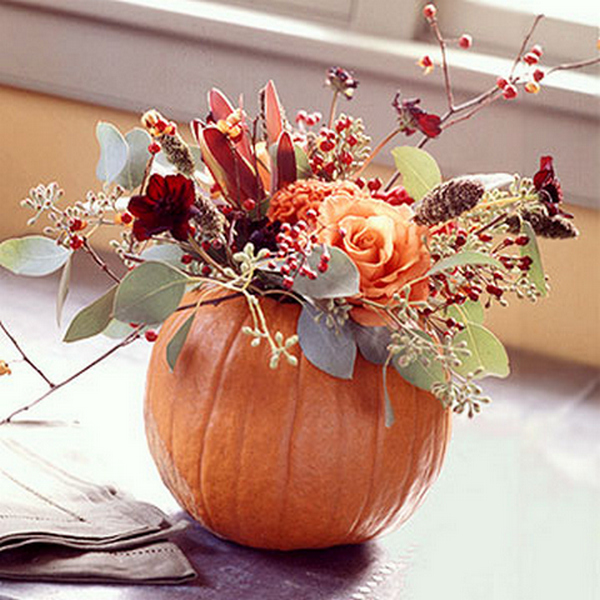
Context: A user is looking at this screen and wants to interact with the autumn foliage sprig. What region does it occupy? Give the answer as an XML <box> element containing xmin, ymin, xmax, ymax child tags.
<box><xmin>1</xmin><ymin>6</ymin><xmax>596</xmax><ymax>425</ymax></box>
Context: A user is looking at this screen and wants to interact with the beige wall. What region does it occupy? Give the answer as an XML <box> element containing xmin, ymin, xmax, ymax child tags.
<box><xmin>2</xmin><ymin>85</ymin><xmax>599</xmax><ymax>367</ymax></box>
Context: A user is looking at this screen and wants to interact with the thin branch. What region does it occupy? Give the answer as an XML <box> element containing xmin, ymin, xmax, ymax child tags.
<box><xmin>82</xmin><ymin>239</ymin><xmax>121</xmax><ymax>284</ymax></box>
<box><xmin>0</xmin><ymin>331</ymin><xmax>141</xmax><ymax>425</ymax></box>
<box><xmin>0</xmin><ymin>320</ymin><xmax>55</xmax><ymax>388</ymax></box>
<box><xmin>429</xmin><ymin>17</ymin><xmax>454</xmax><ymax>110</ymax></box>
<box><xmin>547</xmin><ymin>56</ymin><xmax>600</xmax><ymax>75</ymax></box>
<box><xmin>354</xmin><ymin>128</ymin><xmax>401</xmax><ymax>179</ymax></box>
<box><xmin>510</xmin><ymin>14</ymin><xmax>544</xmax><ymax>77</ymax></box>
<box><xmin>328</xmin><ymin>90</ymin><xmax>340</xmax><ymax>130</ymax></box>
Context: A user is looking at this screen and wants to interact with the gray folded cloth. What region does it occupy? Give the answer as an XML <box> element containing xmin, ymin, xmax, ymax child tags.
<box><xmin>0</xmin><ymin>435</ymin><xmax>196</xmax><ymax>584</ymax></box>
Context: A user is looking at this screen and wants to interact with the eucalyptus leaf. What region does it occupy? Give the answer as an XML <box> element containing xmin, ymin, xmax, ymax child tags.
<box><xmin>393</xmin><ymin>331</ymin><xmax>445</xmax><ymax>392</ymax></box>
<box><xmin>292</xmin><ymin>246</ymin><xmax>360</xmax><ymax>299</ymax></box>
<box><xmin>0</xmin><ymin>236</ymin><xmax>71</xmax><ymax>276</ymax></box>
<box><xmin>114</xmin><ymin>128</ymin><xmax>152</xmax><ymax>190</ymax></box>
<box><xmin>140</xmin><ymin>244</ymin><xmax>186</xmax><ymax>268</ymax></box>
<box><xmin>95</xmin><ymin>122</ymin><xmax>128</xmax><ymax>183</ymax></box>
<box><xmin>382</xmin><ymin>365</ymin><xmax>395</xmax><ymax>428</ymax></box>
<box><xmin>103</xmin><ymin>319</ymin><xmax>136</xmax><ymax>339</ymax></box>
<box><xmin>354</xmin><ymin>324</ymin><xmax>391</xmax><ymax>365</ymax></box>
<box><xmin>391</xmin><ymin>146</ymin><xmax>442</xmax><ymax>201</ymax></box>
<box><xmin>63</xmin><ymin>286</ymin><xmax>117</xmax><ymax>342</ymax></box>
<box><xmin>167</xmin><ymin>313</ymin><xmax>195</xmax><ymax>371</ymax></box>
<box><xmin>297</xmin><ymin>304</ymin><xmax>356</xmax><ymax>379</ymax></box>
<box><xmin>445</xmin><ymin>300</ymin><xmax>485</xmax><ymax>325</ymax></box>
<box><xmin>429</xmin><ymin>251</ymin><xmax>503</xmax><ymax>276</ymax></box>
<box><xmin>56</xmin><ymin>256</ymin><xmax>72</xmax><ymax>326</ymax></box>
<box><xmin>114</xmin><ymin>261</ymin><xmax>189</xmax><ymax>325</ymax></box>
<box><xmin>520</xmin><ymin>220</ymin><xmax>547</xmax><ymax>297</ymax></box>
<box><xmin>453</xmin><ymin>322</ymin><xmax>510</xmax><ymax>379</ymax></box>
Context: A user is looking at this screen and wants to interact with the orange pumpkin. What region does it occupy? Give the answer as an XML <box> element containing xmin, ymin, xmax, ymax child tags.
<box><xmin>144</xmin><ymin>293</ymin><xmax>452</xmax><ymax>550</ymax></box>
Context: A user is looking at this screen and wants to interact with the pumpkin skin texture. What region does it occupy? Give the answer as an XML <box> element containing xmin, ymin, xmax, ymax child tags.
<box><xmin>144</xmin><ymin>293</ymin><xmax>452</xmax><ymax>551</ymax></box>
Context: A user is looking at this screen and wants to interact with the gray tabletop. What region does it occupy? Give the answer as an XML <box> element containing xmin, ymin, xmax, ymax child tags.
<box><xmin>1</xmin><ymin>260</ymin><xmax>599</xmax><ymax>600</ymax></box>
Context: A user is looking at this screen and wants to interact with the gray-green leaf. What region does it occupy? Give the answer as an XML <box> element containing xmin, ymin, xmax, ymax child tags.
<box><xmin>0</xmin><ymin>236</ymin><xmax>71</xmax><ymax>276</ymax></box>
<box><xmin>95</xmin><ymin>122</ymin><xmax>128</xmax><ymax>183</ymax></box>
<box><xmin>445</xmin><ymin>300</ymin><xmax>484</xmax><ymax>325</ymax></box>
<box><xmin>292</xmin><ymin>246</ymin><xmax>360</xmax><ymax>299</ymax></box>
<box><xmin>166</xmin><ymin>313</ymin><xmax>195</xmax><ymax>371</ymax></box>
<box><xmin>354</xmin><ymin>324</ymin><xmax>391</xmax><ymax>365</ymax></box>
<box><xmin>453</xmin><ymin>322</ymin><xmax>510</xmax><ymax>379</ymax></box>
<box><xmin>391</xmin><ymin>146</ymin><xmax>442</xmax><ymax>201</ymax></box>
<box><xmin>429</xmin><ymin>250</ymin><xmax>503</xmax><ymax>276</ymax></box>
<box><xmin>520</xmin><ymin>220</ymin><xmax>547</xmax><ymax>297</ymax></box>
<box><xmin>297</xmin><ymin>304</ymin><xmax>356</xmax><ymax>379</ymax></box>
<box><xmin>140</xmin><ymin>244</ymin><xmax>186</xmax><ymax>268</ymax></box>
<box><xmin>56</xmin><ymin>256</ymin><xmax>72</xmax><ymax>326</ymax></box>
<box><xmin>114</xmin><ymin>128</ymin><xmax>152</xmax><ymax>190</ymax></box>
<box><xmin>63</xmin><ymin>286</ymin><xmax>117</xmax><ymax>342</ymax></box>
<box><xmin>114</xmin><ymin>261</ymin><xmax>189</xmax><ymax>325</ymax></box>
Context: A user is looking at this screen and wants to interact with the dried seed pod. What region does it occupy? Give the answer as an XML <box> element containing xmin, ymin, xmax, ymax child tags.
<box><xmin>414</xmin><ymin>178</ymin><xmax>485</xmax><ymax>225</ymax></box>
<box><xmin>160</xmin><ymin>134</ymin><xmax>196</xmax><ymax>177</ymax></box>
<box><xmin>193</xmin><ymin>193</ymin><xmax>225</xmax><ymax>240</ymax></box>
<box><xmin>506</xmin><ymin>209</ymin><xmax>578</xmax><ymax>239</ymax></box>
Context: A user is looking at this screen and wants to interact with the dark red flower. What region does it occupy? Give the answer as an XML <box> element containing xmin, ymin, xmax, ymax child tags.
<box><xmin>326</xmin><ymin>67</ymin><xmax>359</xmax><ymax>100</ymax></box>
<box><xmin>128</xmin><ymin>174</ymin><xmax>196</xmax><ymax>241</ymax></box>
<box><xmin>532</xmin><ymin>156</ymin><xmax>565</xmax><ymax>216</ymax></box>
<box><xmin>393</xmin><ymin>93</ymin><xmax>442</xmax><ymax>138</ymax></box>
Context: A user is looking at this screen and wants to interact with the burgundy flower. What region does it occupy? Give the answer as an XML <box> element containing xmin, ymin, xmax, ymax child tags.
<box><xmin>533</xmin><ymin>156</ymin><xmax>564</xmax><ymax>216</ymax></box>
<box><xmin>392</xmin><ymin>93</ymin><xmax>442</xmax><ymax>138</ymax></box>
<box><xmin>128</xmin><ymin>174</ymin><xmax>196</xmax><ymax>241</ymax></box>
<box><xmin>326</xmin><ymin>67</ymin><xmax>359</xmax><ymax>100</ymax></box>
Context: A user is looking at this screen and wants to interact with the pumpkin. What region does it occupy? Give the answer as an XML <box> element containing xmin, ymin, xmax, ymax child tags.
<box><xmin>144</xmin><ymin>292</ymin><xmax>452</xmax><ymax>550</ymax></box>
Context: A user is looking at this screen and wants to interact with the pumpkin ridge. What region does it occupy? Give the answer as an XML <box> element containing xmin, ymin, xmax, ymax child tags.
<box><xmin>347</xmin><ymin>366</ymin><xmax>382</xmax><ymax>541</ymax></box>
<box><xmin>197</xmin><ymin>305</ymin><xmax>249</xmax><ymax>532</ymax></box>
<box><xmin>231</xmin><ymin>314</ymin><xmax>255</xmax><ymax>543</ymax></box>
<box><xmin>276</xmin><ymin>350</ymin><xmax>302</xmax><ymax>543</ymax></box>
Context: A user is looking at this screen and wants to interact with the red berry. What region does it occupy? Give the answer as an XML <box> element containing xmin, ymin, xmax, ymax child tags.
<box><xmin>367</xmin><ymin>178</ymin><xmax>383</xmax><ymax>192</ymax></box>
<box><xmin>346</xmin><ymin>134</ymin><xmax>358</xmax><ymax>147</ymax></box>
<box><xmin>120</xmin><ymin>212</ymin><xmax>133</xmax><ymax>224</ymax></box>
<box><xmin>533</xmin><ymin>69</ymin><xmax>545</xmax><ymax>82</ymax></box>
<box><xmin>69</xmin><ymin>236</ymin><xmax>84</xmax><ymax>250</ymax></box>
<box><xmin>323</xmin><ymin>162</ymin><xmax>335</xmax><ymax>176</ymax></box>
<box><xmin>530</xmin><ymin>44</ymin><xmax>543</xmax><ymax>58</ymax></box>
<box><xmin>201</xmin><ymin>264</ymin><xmax>211</xmax><ymax>276</ymax></box>
<box><xmin>181</xmin><ymin>253</ymin><xmax>193</xmax><ymax>264</ymax></box>
<box><xmin>220</xmin><ymin>204</ymin><xmax>233</xmax><ymax>216</ymax></box>
<box><xmin>523</xmin><ymin>52</ymin><xmax>539</xmax><ymax>66</ymax></box>
<box><xmin>486</xmin><ymin>284</ymin><xmax>503</xmax><ymax>298</ymax></box>
<box><xmin>145</xmin><ymin>330</ymin><xmax>158</xmax><ymax>342</ymax></box>
<box><xmin>503</xmin><ymin>84</ymin><xmax>518</xmax><ymax>100</ymax></box>
<box><xmin>319</xmin><ymin>139</ymin><xmax>335</xmax><ymax>152</ymax></box>
<box><xmin>295</xmin><ymin>110</ymin><xmax>308</xmax><ymax>123</ymax></box>
<box><xmin>69</xmin><ymin>218</ymin><xmax>83</xmax><ymax>232</ymax></box>
<box><xmin>242</xmin><ymin>198</ymin><xmax>256</xmax><ymax>211</ymax></box>
<box><xmin>282</xmin><ymin>276</ymin><xmax>294</xmax><ymax>289</ymax></box>
<box><xmin>496</xmin><ymin>77</ymin><xmax>509</xmax><ymax>90</ymax></box>
<box><xmin>477</xmin><ymin>232</ymin><xmax>493</xmax><ymax>243</ymax></box>
<box><xmin>318</xmin><ymin>260</ymin><xmax>329</xmax><ymax>273</ymax></box>
<box><xmin>341</xmin><ymin>151</ymin><xmax>353</xmax><ymax>166</ymax></box>
<box><xmin>423</xmin><ymin>3</ymin><xmax>437</xmax><ymax>19</ymax></box>
<box><xmin>148</xmin><ymin>142</ymin><xmax>161</xmax><ymax>154</ymax></box>
<box><xmin>514</xmin><ymin>235</ymin><xmax>529</xmax><ymax>247</ymax></box>
<box><xmin>459</xmin><ymin>34</ymin><xmax>472</xmax><ymax>49</ymax></box>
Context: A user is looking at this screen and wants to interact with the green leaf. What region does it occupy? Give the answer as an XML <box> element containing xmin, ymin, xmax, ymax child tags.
<box><xmin>103</xmin><ymin>319</ymin><xmax>136</xmax><ymax>339</ymax></box>
<box><xmin>166</xmin><ymin>313</ymin><xmax>195</xmax><ymax>371</ymax></box>
<box><xmin>140</xmin><ymin>244</ymin><xmax>186</xmax><ymax>268</ymax></box>
<box><xmin>294</xmin><ymin>145</ymin><xmax>312</xmax><ymax>179</ymax></box>
<box><xmin>429</xmin><ymin>250</ymin><xmax>503</xmax><ymax>276</ymax></box>
<box><xmin>56</xmin><ymin>256</ymin><xmax>72</xmax><ymax>326</ymax></box>
<box><xmin>445</xmin><ymin>300</ymin><xmax>484</xmax><ymax>326</ymax></box>
<box><xmin>292</xmin><ymin>246</ymin><xmax>360</xmax><ymax>299</ymax></box>
<box><xmin>63</xmin><ymin>286</ymin><xmax>117</xmax><ymax>342</ymax></box>
<box><xmin>391</xmin><ymin>146</ymin><xmax>442</xmax><ymax>201</ymax></box>
<box><xmin>393</xmin><ymin>331</ymin><xmax>445</xmax><ymax>392</ymax></box>
<box><xmin>453</xmin><ymin>323</ymin><xmax>510</xmax><ymax>379</ymax></box>
<box><xmin>114</xmin><ymin>261</ymin><xmax>189</xmax><ymax>325</ymax></box>
<box><xmin>297</xmin><ymin>304</ymin><xmax>356</xmax><ymax>379</ymax></box>
<box><xmin>114</xmin><ymin>128</ymin><xmax>152</xmax><ymax>190</ymax></box>
<box><xmin>520</xmin><ymin>220</ymin><xmax>547</xmax><ymax>297</ymax></box>
<box><xmin>0</xmin><ymin>236</ymin><xmax>71</xmax><ymax>276</ymax></box>
<box><xmin>382</xmin><ymin>365</ymin><xmax>395</xmax><ymax>428</ymax></box>
<box><xmin>95</xmin><ymin>122</ymin><xmax>128</xmax><ymax>183</ymax></box>
<box><xmin>354</xmin><ymin>324</ymin><xmax>391</xmax><ymax>365</ymax></box>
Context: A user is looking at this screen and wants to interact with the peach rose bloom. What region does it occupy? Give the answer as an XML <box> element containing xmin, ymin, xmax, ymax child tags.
<box><xmin>319</xmin><ymin>190</ymin><xmax>430</xmax><ymax>326</ymax></box>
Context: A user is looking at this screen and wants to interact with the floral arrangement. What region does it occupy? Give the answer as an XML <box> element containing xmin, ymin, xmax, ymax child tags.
<box><xmin>0</xmin><ymin>6</ymin><xmax>596</xmax><ymax>426</ymax></box>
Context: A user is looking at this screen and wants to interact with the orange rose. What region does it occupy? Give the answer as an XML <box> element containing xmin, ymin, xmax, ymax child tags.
<box><xmin>319</xmin><ymin>192</ymin><xmax>430</xmax><ymax>326</ymax></box>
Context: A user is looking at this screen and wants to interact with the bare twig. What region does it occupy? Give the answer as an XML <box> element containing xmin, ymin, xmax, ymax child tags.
<box><xmin>0</xmin><ymin>330</ymin><xmax>141</xmax><ymax>425</ymax></box>
<box><xmin>328</xmin><ymin>90</ymin><xmax>340</xmax><ymax>130</ymax></box>
<box><xmin>354</xmin><ymin>128</ymin><xmax>401</xmax><ymax>179</ymax></box>
<box><xmin>547</xmin><ymin>56</ymin><xmax>600</xmax><ymax>75</ymax></box>
<box><xmin>0</xmin><ymin>320</ymin><xmax>55</xmax><ymax>388</ymax></box>
<box><xmin>510</xmin><ymin>14</ymin><xmax>544</xmax><ymax>78</ymax></box>
<box><xmin>82</xmin><ymin>239</ymin><xmax>121</xmax><ymax>284</ymax></box>
<box><xmin>429</xmin><ymin>17</ymin><xmax>454</xmax><ymax>110</ymax></box>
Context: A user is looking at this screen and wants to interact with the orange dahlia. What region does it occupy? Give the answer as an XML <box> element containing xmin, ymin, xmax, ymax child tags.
<box><xmin>267</xmin><ymin>179</ymin><xmax>368</xmax><ymax>225</ymax></box>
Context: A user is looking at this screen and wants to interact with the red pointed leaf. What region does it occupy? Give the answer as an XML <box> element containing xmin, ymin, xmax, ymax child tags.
<box><xmin>272</xmin><ymin>131</ymin><xmax>297</xmax><ymax>193</ymax></box>
<box><xmin>264</xmin><ymin>80</ymin><xmax>284</xmax><ymax>146</ymax></box>
<box><xmin>208</xmin><ymin>88</ymin><xmax>235</xmax><ymax>121</ymax></box>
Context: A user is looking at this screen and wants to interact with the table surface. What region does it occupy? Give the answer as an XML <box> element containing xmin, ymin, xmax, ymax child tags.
<box><xmin>0</xmin><ymin>259</ymin><xmax>599</xmax><ymax>600</ymax></box>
